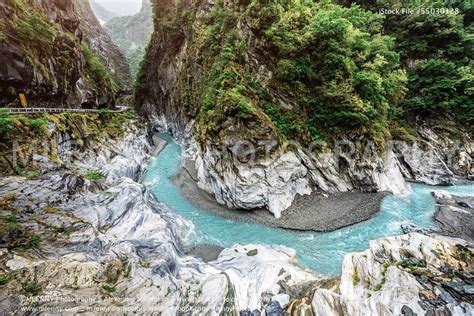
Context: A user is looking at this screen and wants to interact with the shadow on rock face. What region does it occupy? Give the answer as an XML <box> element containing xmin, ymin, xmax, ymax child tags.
<box><xmin>185</xmin><ymin>244</ymin><xmax>225</xmax><ymax>263</ymax></box>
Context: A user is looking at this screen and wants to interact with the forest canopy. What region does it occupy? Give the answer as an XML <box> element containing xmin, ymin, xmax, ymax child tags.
<box><xmin>151</xmin><ymin>0</ymin><xmax>473</xmax><ymax>145</ymax></box>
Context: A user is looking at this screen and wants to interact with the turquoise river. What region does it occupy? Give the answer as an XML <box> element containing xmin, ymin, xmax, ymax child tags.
<box><xmin>144</xmin><ymin>135</ymin><xmax>474</xmax><ymax>277</ymax></box>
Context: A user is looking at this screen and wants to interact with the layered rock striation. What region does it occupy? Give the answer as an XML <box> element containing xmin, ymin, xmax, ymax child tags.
<box><xmin>394</xmin><ymin>123</ymin><xmax>473</xmax><ymax>185</ymax></box>
<box><xmin>137</xmin><ymin>0</ymin><xmax>472</xmax><ymax>218</ymax></box>
<box><xmin>432</xmin><ymin>190</ymin><xmax>474</xmax><ymax>242</ymax></box>
<box><xmin>312</xmin><ymin>233</ymin><xmax>474</xmax><ymax>315</ymax></box>
<box><xmin>0</xmin><ymin>118</ymin><xmax>316</xmax><ymax>314</ymax></box>
<box><xmin>136</xmin><ymin>0</ymin><xmax>411</xmax><ymax>217</ymax></box>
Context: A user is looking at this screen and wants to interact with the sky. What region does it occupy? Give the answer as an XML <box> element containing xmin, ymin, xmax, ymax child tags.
<box><xmin>94</xmin><ymin>0</ymin><xmax>143</xmax><ymax>16</ymax></box>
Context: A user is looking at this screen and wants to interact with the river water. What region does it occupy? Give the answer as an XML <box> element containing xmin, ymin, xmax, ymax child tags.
<box><xmin>144</xmin><ymin>135</ymin><xmax>474</xmax><ymax>277</ymax></box>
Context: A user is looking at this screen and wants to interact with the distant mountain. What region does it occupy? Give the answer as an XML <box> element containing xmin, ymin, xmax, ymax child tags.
<box><xmin>93</xmin><ymin>0</ymin><xmax>142</xmax><ymax>17</ymax></box>
<box><xmin>104</xmin><ymin>0</ymin><xmax>153</xmax><ymax>80</ymax></box>
<box><xmin>89</xmin><ymin>0</ymin><xmax>119</xmax><ymax>24</ymax></box>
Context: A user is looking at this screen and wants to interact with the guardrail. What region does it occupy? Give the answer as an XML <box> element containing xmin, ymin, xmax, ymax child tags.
<box><xmin>0</xmin><ymin>107</ymin><xmax>129</xmax><ymax>114</ymax></box>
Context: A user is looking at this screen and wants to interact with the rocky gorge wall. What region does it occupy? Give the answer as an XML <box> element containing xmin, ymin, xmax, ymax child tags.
<box><xmin>312</xmin><ymin>232</ymin><xmax>473</xmax><ymax>315</ymax></box>
<box><xmin>0</xmin><ymin>116</ymin><xmax>471</xmax><ymax>314</ymax></box>
<box><xmin>394</xmin><ymin>122</ymin><xmax>473</xmax><ymax>185</ymax></box>
<box><xmin>0</xmin><ymin>0</ymin><xmax>131</xmax><ymax>108</ymax></box>
<box><xmin>73</xmin><ymin>0</ymin><xmax>132</xmax><ymax>92</ymax></box>
<box><xmin>0</xmin><ymin>110</ymin><xmax>141</xmax><ymax>176</ymax></box>
<box><xmin>137</xmin><ymin>0</ymin><xmax>472</xmax><ymax>218</ymax></box>
<box><xmin>0</xmin><ymin>115</ymin><xmax>320</xmax><ymax>314</ymax></box>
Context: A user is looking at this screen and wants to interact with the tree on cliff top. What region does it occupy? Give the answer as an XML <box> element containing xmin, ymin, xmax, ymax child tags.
<box><xmin>193</xmin><ymin>0</ymin><xmax>407</xmax><ymax>143</ymax></box>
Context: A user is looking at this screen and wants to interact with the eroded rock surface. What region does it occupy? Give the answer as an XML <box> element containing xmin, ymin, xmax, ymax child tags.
<box><xmin>136</xmin><ymin>0</ymin><xmax>414</xmax><ymax>218</ymax></box>
<box><xmin>395</xmin><ymin>124</ymin><xmax>473</xmax><ymax>185</ymax></box>
<box><xmin>312</xmin><ymin>233</ymin><xmax>474</xmax><ymax>316</ymax></box>
<box><xmin>432</xmin><ymin>190</ymin><xmax>474</xmax><ymax>242</ymax></box>
<box><xmin>0</xmin><ymin>125</ymin><xmax>318</xmax><ymax>313</ymax></box>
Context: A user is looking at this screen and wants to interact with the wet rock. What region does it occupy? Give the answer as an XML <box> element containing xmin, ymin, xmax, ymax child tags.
<box><xmin>432</xmin><ymin>190</ymin><xmax>454</xmax><ymax>201</ymax></box>
<box><xmin>401</xmin><ymin>223</ymin><xmax>435</xmax><ymax>235</ymax></box>
<box><xmin>186</xmin><ymin>244</ymin><xmax>224</xmax><ymax>263</ymax></box>
<box><xmin>459</xmin><ymin>201</ymin><xmax>473</xmax><ymax>209</ymax></box>
<box><xmin>441</xmin><ymin>281</ymin><xmax>474</xmax><ymax>304</ymax></box>
<box><xmin>240</xmin><ymin>309</ymin><xmax>261</xmax><ymax>316</ymax></box>
<box><xmin>432</xmin><ymin>192</ymin><xmax>474</xmax><ymax>242</ymax></box>
<box><xmin>401</xmin><ymin>305</ymin><xmax>416</xmax><ymax>316</ymax></box>
<box><xmin>265</xmin><ymin>300</ymin><xmax>284</xmax><ymax>316</ymax></box>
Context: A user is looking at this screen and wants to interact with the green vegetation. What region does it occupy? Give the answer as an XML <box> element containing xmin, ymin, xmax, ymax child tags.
<box><xmin>29</xmin><ymin>119</ymin><xmax>47</xmax><ymax>131</ymax></box>
<box><xmin>456</xmin><ymin>245</ymin><xmax>472</xmax><ymax>262</ymax></box>
<box><xmin>0</xmin><ymin>274</ymin><xmax>12</xmax><ymax>286</ymax></box>
<box><xmin>0</xmin><ymin>111</ymin><xmax>138</xmax><ymax>174</ymax></box>
<box><xmin>397</xmin><ymin>256</ymin><xmax>427</xmax><ymax>271</ymax></box>
<box><xmin>1</xmin><ymin>113</ymin><xmax>48</xmax><ymax>141</ymax></box>
<box><xmin>352</xmin><ymin>0</ymin><xmax>473</xmax><ymax>125</ymax></box>
<box><xmin>50</xmin><ymin>225</ymin><xmax>73</xmax><ymax>237</ymax></box>
<box><xmin>99</xmin><ymin>108</ymin><xmax>111</xmax><ymax>115</ymax></box>
<box><xmin>123</xmin><ymin>265</ymin><xmax>132</xmax><ymax>278</ymax></box>
<box><xmin>0</xmin><ymin>109</ymin><xmax>15</xmax><ymax>141</ymax></box>
<box><xmin>22</xmin><ymin>282</ymin><xmax>41</xmax><ymax>295</ymax></box>
<box><xmin>29</xmin><ymin>234</ymin><xmax>40</xmax><ymax>248</ymax></box>
<box><xmin>352</xmin><ymin>269</ymin><xmax>360</xmax><ymax>286</ymax></box>
<box><xmin>1</xmin><ymin>214</ymin><xmax>18</xmax><ymax>222</ymax></box>
<box><xmin>145</xmin><ymin>0</ymin><xmax>472</xmax><ymax>150</ymax></box>
<box><xmin>15</xmin><ymin>12</ymin><xmax>55</xmax><ymax>54</ymax></box>
<box><xmin>81</xmin><ymin>42</ymin><xmax>119</xmax><ymax>96</ymax></box>
<box><xmin>103</xmin><ymin>1</ymin><xmax>152</xmax><ymax>82</ymax></box>
<box><xmin>246</xmin><ymin>249</ymin><xmax>258</xmax><ymax>256</ymax></box>
<box><xmin>0</xmin><ymin>212</ymin><xmax>41</xmax><ymax>249</ymax></box>
<box><xmin>128</xmin><ymin>45</ymin><xmax>148</xmax><ymax>80</ymax></box>
<box><xmin>158</xmin><ymin>0</ymin><xmax>410</xmax><ymax>146</ymax></box>
<box><xmin>83</xmin><ymin>170</ymin><xmax>103</xmax><ymax>181</ymax></box>
<box><xmin>26</xmin><ymin>171</ymin><xmax>39</xmax><ymax>179</ymax></box>
<box><xmin>140</xmin><ymin>261</ymin><xmax>151</xmax><ymax>268</ymax></box>
<box><xmin>0</xmin><ymin>193</ymin><xmax>16</xmax><ymax>208</ymax></box>
<box><xmin>260</xmin><ymin>1</ymin><xmax>406</xmax><ymax>136</ymax></box>
<box><xmin>101</xmin><ymin>284</ymin><xmax>116</xmax><ymax>293</ymax></box>
<box><xmin>374</xmin><ymin>262</ymin><xmax>389</xmax><ymax>291</ymax></box>
<box><xmin>7</xmin><ymin>0</ymin><xmax>61</xmax><ymax>83</ymax></box>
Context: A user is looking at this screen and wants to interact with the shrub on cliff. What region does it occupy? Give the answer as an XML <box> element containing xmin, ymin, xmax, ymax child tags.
<box><xmin>260</xmin><ymin>0</ymin><xmax>407</xmax><ymax>135</ymax></box>
<box><xmin>190</xmin><ymin>0</ymin><xmax>407</xmax><ymax>143</ymax></box>
<box><xmin>81</xmin><ymin>43</ymin><xmax>119</xmax><ymax>96</ymax></box>
<box><xmin>15</xmin><ymin>13</ymin><xmax>55</xmax><ymax>54</ymax></box>
<box><xmin>0</xmin><ymin>110</ymin><xmax>15</xmax><ymax>141</ymax></box>
<box><xmin>404</xmin><ymin>60</ymin><xmax>473</xmax><ymax>124</ymax></box>
<box><xmin>348</xmin><ymin>0</ymin><xmax>473</xmax><ymax>125</ymax></box>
